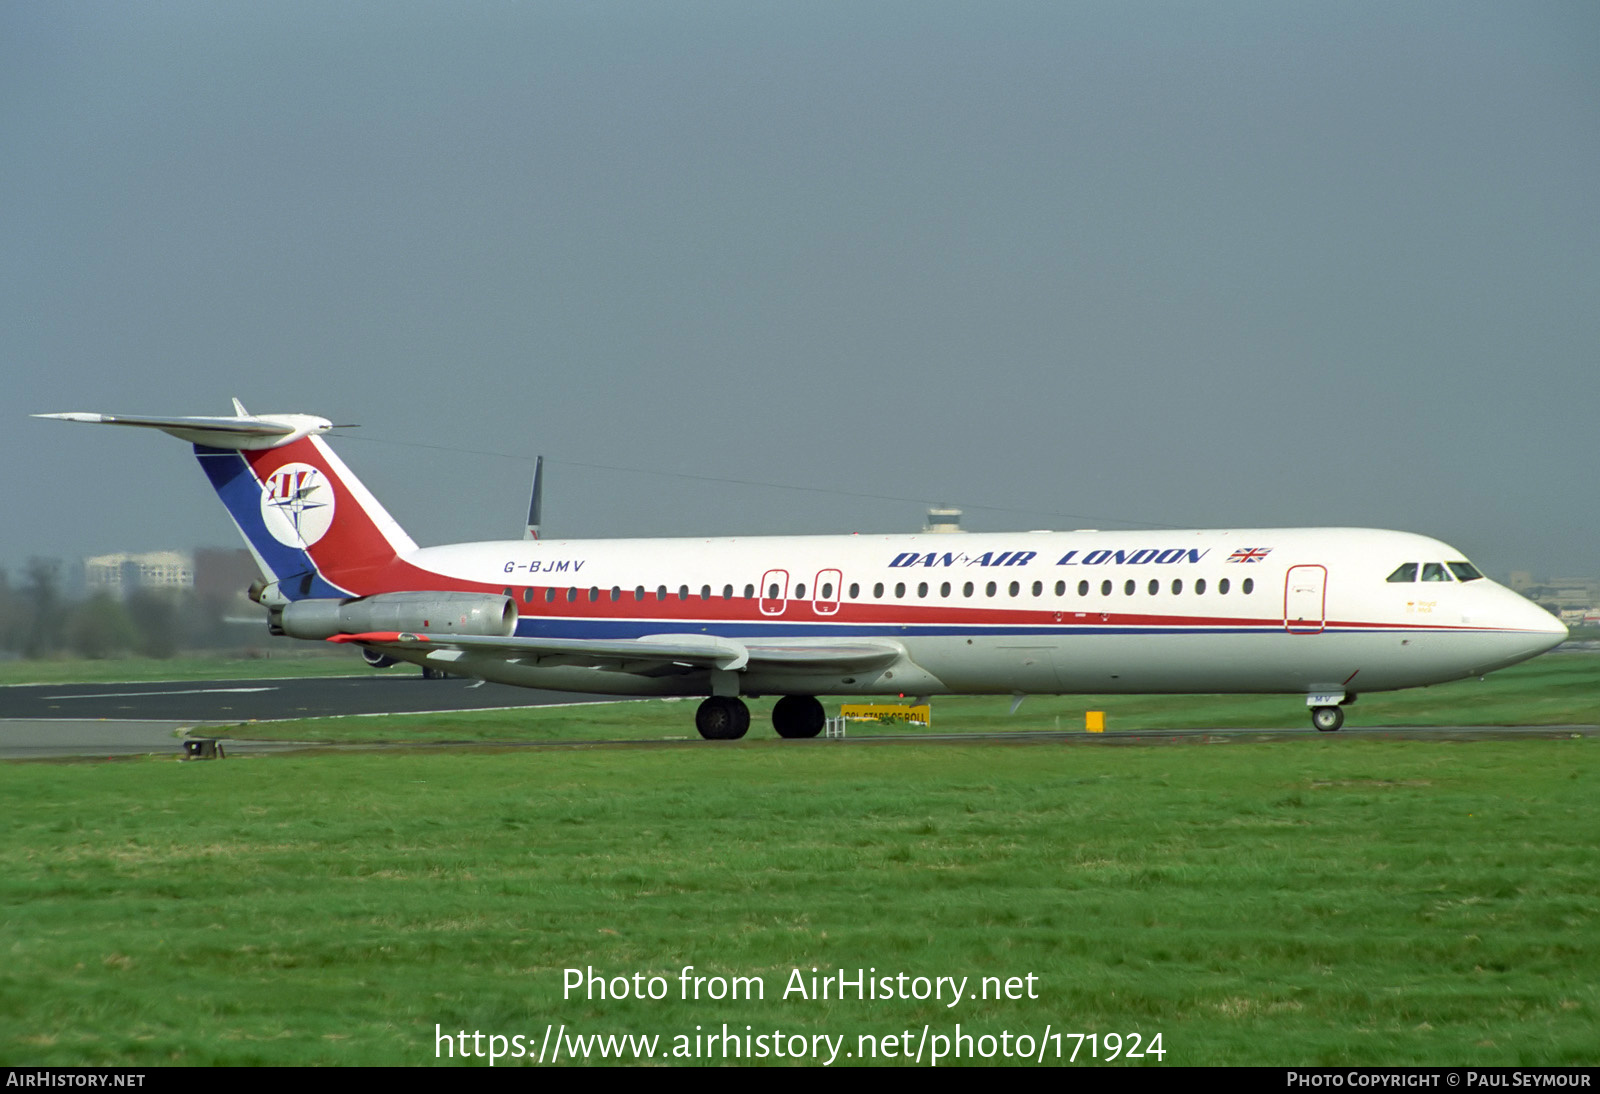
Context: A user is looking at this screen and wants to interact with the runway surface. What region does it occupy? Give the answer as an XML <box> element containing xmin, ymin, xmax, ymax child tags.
<box><xmin>0</xmin><ymin>675</ymin><xmax>628</xmax><ymax>759</ymax></box>
<box><xmin>2</xmin><ymin>674</ymin><xmax>1594</xmax><ymax>759</ymax></box>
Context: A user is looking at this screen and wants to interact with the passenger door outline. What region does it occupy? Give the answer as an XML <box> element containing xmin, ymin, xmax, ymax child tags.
<box><xmin>813</xmin><ymin>569</ymin><xmax>842</xmax><ymax>616</ymax></box>
<box><xmin>1284</xmin><ymin>565</ymin><xmax>1328</xmax><ymax>634</ymax></box>
<box><xmin>759</xmin><ymin>569</ymin><xmax>789</xmax><ymax>616</ymax></box>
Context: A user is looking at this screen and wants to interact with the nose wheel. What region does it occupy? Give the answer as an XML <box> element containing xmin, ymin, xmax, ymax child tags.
<box><xmin>1310</xmin><ymin>705</ymin><xmax>1344</xmax><ymax>732</ymax></box>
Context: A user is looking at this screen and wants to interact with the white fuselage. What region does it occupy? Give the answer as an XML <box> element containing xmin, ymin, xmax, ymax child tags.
<box><xmin>388</xmin><ymin>526</ymin><xmax>1565</xmax><ymax>700</ymax></box>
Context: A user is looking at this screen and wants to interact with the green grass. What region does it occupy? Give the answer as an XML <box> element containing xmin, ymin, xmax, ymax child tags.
<box><xmin>216</xmin><ymin>651</ymin><xmax>1600</xmax><ymax>744</ymax></box>
<box><xmin>2</xmin><ymin>737</ymin><xmax>1596</xmax><ymax>1066</ymax></box>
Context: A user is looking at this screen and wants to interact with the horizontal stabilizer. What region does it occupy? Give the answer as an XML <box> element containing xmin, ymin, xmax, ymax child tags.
<box><xmin>34</xmin><ymin>399</ymin><xmax>340</xmax><ymax>450</ymax></box>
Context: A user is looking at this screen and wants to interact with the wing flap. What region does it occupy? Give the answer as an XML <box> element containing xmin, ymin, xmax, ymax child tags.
<box><xmin>330</xmin><ymin>632</ymin><xmax>903</xmax><ymax>674</ymax></box>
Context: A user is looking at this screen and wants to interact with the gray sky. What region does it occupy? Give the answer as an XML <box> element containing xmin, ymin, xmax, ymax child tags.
<box><xmin>5</xmin><ymin>1</ymin><xmax>1596</xmax><ymax>580</ymax></box>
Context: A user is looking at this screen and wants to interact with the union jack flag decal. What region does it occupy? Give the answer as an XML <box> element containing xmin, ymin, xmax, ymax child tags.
<box><xmin>1228</xmin><ymin>547</ymin><xmax>1272</xmax><ymax>563</ymax></box>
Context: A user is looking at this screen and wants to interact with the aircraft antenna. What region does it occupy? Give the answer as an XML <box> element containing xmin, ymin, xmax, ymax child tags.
<box><xmin>524</xmin><ymin>455</ymin><xmax>543</xmax><ymax>540</ymax></box>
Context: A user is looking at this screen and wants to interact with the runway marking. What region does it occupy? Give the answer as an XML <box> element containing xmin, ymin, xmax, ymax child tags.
<box><xmin>42</xmin><ymin>687</ymin><xmax>278</xmax><ymax>700</ymax></box>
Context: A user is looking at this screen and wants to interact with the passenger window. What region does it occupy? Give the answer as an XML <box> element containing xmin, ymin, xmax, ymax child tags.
<box><xmin>1242</xmin><ymin>578</ymin><xmax>1254</xmax><ymax>594</ymax></box>
<box><xmin>610</xmin><ymin>586</ymin><xmax>621</xmax><ymax>601</ymax></box>
<box><xmin>502</xmin><ymin>587</ymin><xmax>513</xmax><ymax>597</ymax></box>
<box><xmin>635</xmin><ymin>586</ymin><xmax>645</xmax><ymax>600</ymax></box>
<box><xmin>1101</xmin><ymin>580</ymin><xmax>1112</xmax><ymax>596</ymax></box>
<box><xmin>769</xmin><ymin>583</ymin><xmax>780</xmax><ymax>599</ymax></box>
<box><xmin>917</xmin><ymin>582</ymin><xmax>928</xmax><ymax>598</ymax></box>
<box><xmin>1448</xmin><ymin>562</ymin><xmax>1483</xmax><ymax>582</ymax></box>
<box><xmin>963</xmin><ymin>581</ymin><xmax>974</xmax><ymax>597</ymax></box>
<box><xmin>986</xmin><ymin>581</ymin><xmax>997</xmax><ymax>597</ymax></box>
<box><xmin>1195</xmin><ymin>578</ymin><xmax>1206</xmax><ymax>595</ymax></box>
<box><xmin>657</xmin><ymin>586</ymin><xmax>668</xmax><ymax>600</ymax></box>
<box><xmin>1032</xmin><ymin>581</ymin><xmax>1044</xmax><ymax>597</ymax></box>
<box><xmin>821</xmin><ymin>582</ymin><xmax>833</xmax><ymax>599</ymax></box>
<box><xmin>744</xmin><ymin>584</ymin><xmax>755</xmax><ymax>599</ymax></box>
<box><xmin>1421</xmin><ymin>563</ymin><xmax>1451</xmax><ymax>582</ymax></box>
<box><xmin>722</xmin><ymin>584</ymin><xmax>733</xmax><ymax>599</ymax></box>
<box><xmin>678</xmin><ymin>585</ymin><xmax>689</xmax><ymax>600</ymax></box>
<box><xmin>849</xmin><ymin>583</ymin><xmax>860</xmax><ymax>598</ymax></box>
<box><xmin>940</xmin><ymin>582</ymin><xmax>951</xmax><ymax>597</ymax></box>
<box><xmin>1078</xmin><ymin>580</ymin><xmax>1089</xmax><ymax>596</ymax></box>
<box><xmin>895</xmin><ymin>582</ymin><xmax>906</xmax><ymax>598</ymax></box>
<box><xmin>524</xmin><ymin>588</ymin><xmax>535</xmax><ymax>603</ymax></box>
<box><xmin>874</xmin><ymin>582</ymin><xmax>884</xmax><ymax>598</ymax></box>
<box><xmin>1147</xmin><ymin>579</ymin><xmax>1158</xmax><ymax>595</ymax></box>
<box><xmin>1386</xmin><ymin>563</ymin><xmax>1418</xmax><ymax>583</ymax></box>
<box><xmin>589</xmin><ymin>587</ymin><xmax>600</xmax><ymax>602</ymax></box>
<box><xmin>1055</xmin><ymin>581</ymin><xmax>1066</xmax><ymax>596</ymax></box>
<box><xmin>795</xmin><ymin>583</ymin><xmax>806</xmax><ymax>598</ymax></box>
<box><xmin>1172</xmin><ymin>579</ymin><xmax>1182</xmax><ymax>595</ymax></box>
<box><xmin>1218</xmin><ymin>578</ymin><xmax>1230</xmax><ymax>594</ymax></box>
<box><xmin>547</xmin><ymin>588</ymin><xmax>557</xmax><ymax>603</ymax></box>
<box><xmin>1008</xmin><ymin>581</ymin><xmax>1020</xmax><ymax>597</ymax></box>
<box><xmin>567</xmin><ymin>587</ymin><xmax>577</xmax><ymax>602</ymax></box>
<box><xmin>1124</xmin><ymin>580</ymin><xmax>1135</xmax><ymax>596</ymax></box>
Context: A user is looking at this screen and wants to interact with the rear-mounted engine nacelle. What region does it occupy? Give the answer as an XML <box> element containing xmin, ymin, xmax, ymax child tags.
<box><xmin>271</xmin><ymin>591</ymin><xmax>517</xmax><ymax>640</ymax></box>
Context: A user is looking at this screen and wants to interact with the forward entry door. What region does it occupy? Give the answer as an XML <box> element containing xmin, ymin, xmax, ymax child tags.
<box><xmin>1284</xmin><ymin>565</ymin><xmax>1327</xmax><ymax>634</ymax></box>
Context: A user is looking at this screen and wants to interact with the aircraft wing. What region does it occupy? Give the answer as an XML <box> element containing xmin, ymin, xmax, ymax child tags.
<box><xmin>329</xmin><ymin>631</ymin><xmax>904</xmax><ymax>674</ymax></box>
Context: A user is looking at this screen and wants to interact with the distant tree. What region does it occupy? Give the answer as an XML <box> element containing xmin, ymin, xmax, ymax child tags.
<box><xmin>66</xmin><ymin>594</ymin><xmax>138</xmax><ymax>659</ymax></box>
<box><xmin>21</xmin><ymin>558</ymin><xmax>66</xmax><ymax>658</ymax></box>
<box><xmin>125</xmin><ymin>590</ymin><xmax>182</xmax><ymax>659</ymax></box>
<box><xmin>0</xmin><ymin>567</ymin><xmax>18</xmax><ymax>652</ymax></box>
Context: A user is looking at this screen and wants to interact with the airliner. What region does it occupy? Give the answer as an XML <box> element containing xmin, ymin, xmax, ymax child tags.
<box><xmin>36</xmin><ymin>404</ymin><xmax>1567</xmax><ymax>739</ymax></box>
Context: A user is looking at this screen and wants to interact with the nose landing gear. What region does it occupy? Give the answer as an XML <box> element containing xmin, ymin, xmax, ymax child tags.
<box><xmin>1310</xmin><ymin>705</ymin><xmax>1345</xmax><ymax>732</ymax></box>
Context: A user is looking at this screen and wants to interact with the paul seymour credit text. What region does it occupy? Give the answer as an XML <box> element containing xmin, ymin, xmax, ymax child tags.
<box><xmin>433</xmin><ymin>966</ymin><xmax>1166</xmax><ymax>1065</ymax></box>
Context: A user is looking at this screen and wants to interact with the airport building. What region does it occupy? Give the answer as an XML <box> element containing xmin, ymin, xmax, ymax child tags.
<box><xmin>83</xmin><ymin>551</ymin><xmax>194</xmax><ymax>597</ymax></box>
<box><xmin>1509</xmin><ymin>572</ymin><xmax>1600</xmax><ymax>627</ymax></box>
<box><xmin>79</xmin><ymin>548</ymin><xmax>258</xmax><ymax>606</ymax></box>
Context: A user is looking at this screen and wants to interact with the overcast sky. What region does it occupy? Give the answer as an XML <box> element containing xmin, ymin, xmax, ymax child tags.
<box><xmin>5</xmin><ymin>1</ymin><xmax>1596</xmax><ymax>580</ymax></box>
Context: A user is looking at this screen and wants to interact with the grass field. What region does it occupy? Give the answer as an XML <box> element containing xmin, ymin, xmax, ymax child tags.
<box><xmin>2</xmin><ymin>733</ymin><xmax>1596</xmax><ymax>1066</ymax></box>
<box><xmin>2</xmin><ymin>650</ymin><xmax>1596</xmax><ymax>1067</ymax></box>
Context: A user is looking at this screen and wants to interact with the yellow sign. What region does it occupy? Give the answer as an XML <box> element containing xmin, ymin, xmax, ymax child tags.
<box><xmin>1085</xmin><ymin>711</ymin><xmax>1105</xmax><ymax>733</ymax></box>
<box><xmin>839</xmin><ymin>704</ymin><xmax>931</xmax><ymax>726</ymax></box>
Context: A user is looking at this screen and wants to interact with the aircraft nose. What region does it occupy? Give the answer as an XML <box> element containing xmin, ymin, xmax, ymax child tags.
<box><xmin>1508</xmin><ymin>592</ymin><xmax>1568</xmax><ymax>653</ymax></box>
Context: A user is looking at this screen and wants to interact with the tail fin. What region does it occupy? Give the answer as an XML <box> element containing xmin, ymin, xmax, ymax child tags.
<box><xmin>35</xmin><ymin>402</ymin><xmax>416</xmax><ymax>600</ymax></box>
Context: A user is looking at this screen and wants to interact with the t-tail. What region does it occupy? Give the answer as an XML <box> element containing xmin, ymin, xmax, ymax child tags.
<box><xmin>34</xmin><ymin>401</ymin><xmax>416</xmax><ymax>603</ymax></box>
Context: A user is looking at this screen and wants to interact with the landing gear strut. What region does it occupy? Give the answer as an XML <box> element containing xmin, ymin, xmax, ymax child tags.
<box><xmin>772</xmin><ymin>695</ymin><xmax>825</xmax><ymax>739</ymax></box>
<box><xmin>1310</xmin><ymin>705</ymin><xmax>1344</xmax><ymax>732</ymax></box>
<box><xmin>695</xmin><ymin>696</ymin><xmax>750</xmax><ymax>740</ymax></box>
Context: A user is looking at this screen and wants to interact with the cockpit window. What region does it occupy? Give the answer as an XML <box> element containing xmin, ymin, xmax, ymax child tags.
<box><xmin>1421</xmin><ymin>562</ymin><xmax>1452</xmax><ymax>582</ymax></box>
<box><xmin>1386</xmin><ymin>563</ymin><xmax>1417</xmax><ymax>583</ymax></box>
<box><xmin>1448</xmin><ymin>562</ymin><xmax>1483</xmax><ymax>583</ymax></box>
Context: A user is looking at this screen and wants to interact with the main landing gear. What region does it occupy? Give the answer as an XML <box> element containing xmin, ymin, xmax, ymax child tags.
<box><xmin>771</xmin><ymin>695</ymin><xmax>825</xmax><ymax>739</ymax></box>
<box><xmin>692</xmin><ymin>695</ymin><xmax>826</xmax><ymax>740</ymax></box>
<box><xmin>695</xmin><ymin>696</ymin><xmax>750</xmax><ymax>740</ymax></box>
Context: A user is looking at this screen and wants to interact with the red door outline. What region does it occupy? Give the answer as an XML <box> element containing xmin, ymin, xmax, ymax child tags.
<box><xmin>1284</xmin><ymin>565</ymin><xmax>1327</xmax><ymax>634</ymax></box>
<box><xmin>813</xmin><ymin>569</ymin><xmax>842</xmax><ymax>616</ymax></box>
<box><xmin>759</xmin><ymin>569</ymin><xmax>789</xmax><ymax>616</ymax></box>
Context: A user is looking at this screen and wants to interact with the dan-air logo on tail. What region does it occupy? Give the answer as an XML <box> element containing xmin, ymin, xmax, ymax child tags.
<box><xmin>260</xmin><ymin>463</ymin><xmax>335</xmax><ymax>547</ymax></box>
